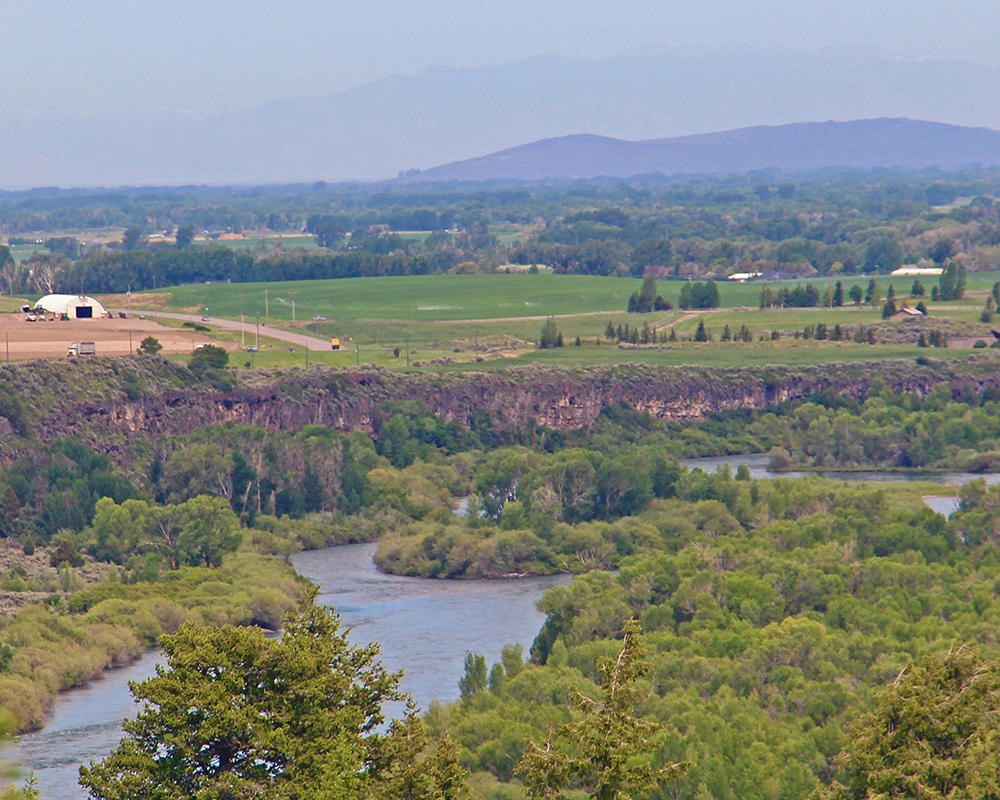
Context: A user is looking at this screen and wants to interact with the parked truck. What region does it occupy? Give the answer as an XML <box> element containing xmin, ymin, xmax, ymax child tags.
<box><xmin>67</xmin><ymin>342</ymin><xmax>96</xmax><ymax>357</ymax></box>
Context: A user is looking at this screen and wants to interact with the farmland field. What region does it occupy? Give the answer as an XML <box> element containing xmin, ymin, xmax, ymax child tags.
<box><xmin>106</xmin><ymin>271</ymin><xmax>1000</xmax><ymax>371</ymax></box>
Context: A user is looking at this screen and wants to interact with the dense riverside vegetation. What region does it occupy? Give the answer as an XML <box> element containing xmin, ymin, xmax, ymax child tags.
<box><xmin>428</xmin><ymin>477</ymin><xmax>1000</xmax><ymax>799</ymax></box>
<box><xmin>5</xmin><ymin>358</ymin><xmax>1000</xmax><ymax>798</ymax></box>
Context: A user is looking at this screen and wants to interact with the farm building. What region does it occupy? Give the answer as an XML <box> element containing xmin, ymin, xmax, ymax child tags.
<box><xmin>35</xmin><ymin>294</ymin><xmax>108</xmax><ymax>319</ymax></box>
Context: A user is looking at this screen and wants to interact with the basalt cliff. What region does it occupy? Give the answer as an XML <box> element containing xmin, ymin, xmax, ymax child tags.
<box><xmin>3</xmin><ymin>356</ymin><xmax>1000</xmax><ymax>457</ymax></box>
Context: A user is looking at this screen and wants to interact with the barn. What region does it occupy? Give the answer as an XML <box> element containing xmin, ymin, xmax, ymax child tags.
<box><xmin>35</xmin><ymin>294</ymin><xmax>109</xmax><ymax>319</ymax></box>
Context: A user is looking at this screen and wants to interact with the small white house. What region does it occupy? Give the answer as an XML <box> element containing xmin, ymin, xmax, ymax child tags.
<box><xmin>35</xmin><ymin>294</ymin><xmax>108</xmax><ymax>319</ymax></box>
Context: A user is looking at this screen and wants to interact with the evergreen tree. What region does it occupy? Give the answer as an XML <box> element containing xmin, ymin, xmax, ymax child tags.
<box><xmin>911</xmin><ymin>279</ymin><xmax>925</xmax><ymax>296</ymax></box>
<box><xmin>693</xmin><ymin>320</ymin><xmax>710</xmax><ymax>342</ymax></box>
<box><xmin>539</xmin><ymin>318</ymin><xmax>561</xmax><ymax>349</ymax></box>
<box><xmin>679</xmin><ymin>283</ymin><xmax>692</xmax><ymax>309</ymax></box>
<box><xmin>832</xmin><ymin>281</ymin><xmax>844</xmax><ymax>307</ymax></box>
<box><xmin>639</xmin><ymin>275</ymin><xmax>657</xmax><ymax>310</ymax></box>
<box><xmin>816</xmin><ymin>650</ymin><xmax>1000</xmax><ymax>800</ymax></box>
<box><xmin>517</xmin><ymin>621</ymin><xmax>690</xmax><ymax>800</ymax></box>
<box><xmin>80</xmin><ymin>592</ymin><xmax>470</xmax><ymax>800</ymax></box>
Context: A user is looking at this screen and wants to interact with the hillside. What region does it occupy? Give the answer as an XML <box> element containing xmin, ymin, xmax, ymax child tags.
<box><xmin>5</xmin><ymin>48</ymin><xmax>1000</xmax><ymax>185</ymax></box>
<box><xmin>406</xmin><ymin>119</ymin><xmax>1000</xmax><ymax>182</ymax></box>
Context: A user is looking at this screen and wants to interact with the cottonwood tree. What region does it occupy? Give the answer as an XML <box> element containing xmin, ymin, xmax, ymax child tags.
<box><xmin>516</xmin><ymin>619</ymin><xmax>690</xmax><ymax>800</ymax></box>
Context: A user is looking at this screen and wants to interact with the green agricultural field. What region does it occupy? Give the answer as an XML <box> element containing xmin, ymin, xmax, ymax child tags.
<box><xmin>8</xmin><ymin>244</ymin><xmax>46</xmax><ymax>263</ymax></box>
<box><xmin>122</xmin><ymin>272</ymin><xmax>995</xmax><ymax>372</ymax></box>
<box><xmin>151</xmin><ymin>273</ymin><xmax>642</xmax><ymax>322</ymax></box>
<box><xmin>194</xmin><ymin>235</ymin><xmax>318</xmax><ymax>252</ymax></box>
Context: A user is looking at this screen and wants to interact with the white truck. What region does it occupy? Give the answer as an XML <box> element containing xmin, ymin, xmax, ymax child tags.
<box><xmin>67</xmin><ymin>341</ymin><xmax>96</xmax><ymax>357</ymax></box>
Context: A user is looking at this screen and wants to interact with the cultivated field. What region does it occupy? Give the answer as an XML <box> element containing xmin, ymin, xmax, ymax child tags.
<box><xmin>101</xmin><ymin>271</ymin><xmax>1000</xmax><ymax>371</ymax></box>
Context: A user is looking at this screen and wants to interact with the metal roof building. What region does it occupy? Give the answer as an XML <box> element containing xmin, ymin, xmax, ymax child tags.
<box><xmin>35</xmin><ymin>294</ymin><xmax>108</xmax><ymax>319</ymax></box>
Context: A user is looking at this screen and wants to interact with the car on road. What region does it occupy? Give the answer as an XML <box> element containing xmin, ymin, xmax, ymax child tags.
<box><xmin>201</xmin><ymin>315</ymin><xmax>210</xmax><ymax>322</ymax></box>
<box><xmin>247</xmin><ymin>345</ymin><xmax>258</xmax><ymax>352</ymax></box>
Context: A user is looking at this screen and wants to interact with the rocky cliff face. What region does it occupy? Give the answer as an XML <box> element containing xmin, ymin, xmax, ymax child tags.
<box><xmin>15</xmin><ymin>356</ymin><xmax>1000</xmax><ymax>454</ymax></box>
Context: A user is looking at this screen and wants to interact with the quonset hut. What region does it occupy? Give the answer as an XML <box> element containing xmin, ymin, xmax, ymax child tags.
<box><xmin>35</xmin><ymin>294</ymin><xmax>109</xmax><ymax>319</ymax></box>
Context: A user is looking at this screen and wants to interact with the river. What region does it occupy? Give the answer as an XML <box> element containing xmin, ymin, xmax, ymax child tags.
<box><xmin>6</xmin><ymin>542</ymin><xmax>569</xmax><ymax>800</ymax></box>
<box><xmin>681</xmin><ymin>452</ymin><xmax>1000</xmax><ymax>516</ymax></box>
<box><xmin>7</xmin><ymin>458</ymin><xmax>993</xmax><ymax>798</ymax></box>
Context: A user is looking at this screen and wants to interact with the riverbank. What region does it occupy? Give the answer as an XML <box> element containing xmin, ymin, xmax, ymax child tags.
<box><xmin>0</xmin><ymin>553</ymin><xmax>304</xmax><ymax>735</ymax></box>
<box><xmin>9</xmin><ymin>542</ymin><xmax>569</xmax><ymax>800</ymax></box>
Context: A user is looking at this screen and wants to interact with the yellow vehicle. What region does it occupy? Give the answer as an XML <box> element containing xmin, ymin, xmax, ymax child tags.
<box><xmin>330</xmin><ymin>338</ymin><xmax>341</xmax><ymax>351</ymax></box>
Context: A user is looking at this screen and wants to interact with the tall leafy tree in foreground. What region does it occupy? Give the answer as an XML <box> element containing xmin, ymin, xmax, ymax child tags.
<box><xmin>815</xmin><ymin>648</ymin><xmax>1000</xmax><ymax>800</ymax></box>
<box><xmin>79</xmin><ymin>589</ymin><xmax>469</xmax><ymax>799</ymax></box>
<box><xmin>516</xmin><ymin>619</ymin><xmax>690</xmax><ymax>800</ymax></box>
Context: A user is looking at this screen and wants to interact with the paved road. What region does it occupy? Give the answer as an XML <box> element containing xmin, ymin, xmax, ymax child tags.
<box><xmin>110</xmin><ymin>309</ymin><xmax>333</xmax><ymax>351</ymax></box>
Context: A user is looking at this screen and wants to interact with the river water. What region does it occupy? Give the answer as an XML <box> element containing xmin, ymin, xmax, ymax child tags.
<box><xmin>6</xmin><ymin>542</ymin><xmax>569</xmax><ymax>800</ymax></box>
<box><xmin>681</xmin><ymin>452</ymin><xmax>1000</xmax><ymax>517</ymax></box>
<box><xmin>7</xmin><ymin>459</ymin><xmax>994</xmax><ymax>798</ymax></box>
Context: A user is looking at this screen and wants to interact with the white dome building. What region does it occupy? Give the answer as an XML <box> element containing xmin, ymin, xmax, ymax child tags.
<box><xmin>35</xmin><ymin>294</ymin><xmax>108</xmax><ymax>319</ymax></box>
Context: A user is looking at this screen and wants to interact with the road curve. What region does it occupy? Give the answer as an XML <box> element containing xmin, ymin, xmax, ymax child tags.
<box><xmin>109</xmin><ymin>309</ymin><xmax>333</xmax><ymax>351</ymax></box>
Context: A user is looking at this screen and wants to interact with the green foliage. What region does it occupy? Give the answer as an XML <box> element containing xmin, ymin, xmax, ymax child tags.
<box><xmin>517</xmin><ymin>620</ymin><xmax>690</xmax><ymax>800</ymax></box>
<box><xmin>817</xmin><ymin>649</ymin><xmax>1000</xmax><ymax>800</ymax></box>
<box><xmin>0</xmin><ymin>553</ymin><xmax>303</xmax><ymax>734</ymax></box>
<box><xmin>3</xmin><ymin>439</ymin><xmax>139</xmax><ymax>542</ymax></box>
<box><xmin>460</xmin><ymin>652</ymin><xmax>489</xmax><ymax>699</ymax></box>
<box><xmin>81</xmin><ymin>495</ymin><xmax>242</xmax><ymax>570</ymax></box>
<box><xmin>679</xmin><ymin>281</ymin><xmax>720</xmax><ymax>310</ymax></box>
<box><xmin>79</xmin><ymin>593</ymin><xmax>469</xmax><ymax>800</ymax></box>
<box><xmin>189</xmin><ymin>343</ymin><xmax>229</xmax><ymax>371</ymax></box>
<box><xmin>540</xmin><ymin>318</ymin><xmax>563</xmax><ymax>349</ymax></box>
<box><xmin>137</xmin><ymin>336</ymin><xmax>162</xmax><ymax>355</ymax></box>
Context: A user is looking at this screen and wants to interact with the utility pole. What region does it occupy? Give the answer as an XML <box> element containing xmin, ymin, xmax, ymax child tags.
<box><xmin>241</xmin><ymin>310</ymin><xmax>245</xmax><ymax>349</ymax></box>
<box><xmin>289</xmin><ymin>291</ymin><xmax>297</xmax><ymax>323</ymax></box>
<box><xmin>256</xmin><ymin>314</ymin><xmax>260</xmax><ymax>350</ymax></box>
<box><xmin>265</xmin><ymin>290</ymin><xmax>269</xmax><ymax>322</ymax></box>
<box><xmin>129</xmin><ymin>330</ymin><xmax>133</xmax><ymax>355</ymax></box>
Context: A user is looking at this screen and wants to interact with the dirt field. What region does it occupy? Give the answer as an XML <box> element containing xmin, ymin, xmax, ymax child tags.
<box><xmin>0</xmin><ymin>313</ymin><xmax>222</xmax><ymax>360</ymax></box>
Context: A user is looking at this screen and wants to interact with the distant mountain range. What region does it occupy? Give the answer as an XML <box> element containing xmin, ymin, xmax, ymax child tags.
<box><xmin>405</xmin><ymin>119</ymin><xmax>1000</xmax><ymax>182</ymax></box>
<box><xmin>4</xmin><ymin>48</ymin><xmax>1000</xmax><ymax>187</ymax></box>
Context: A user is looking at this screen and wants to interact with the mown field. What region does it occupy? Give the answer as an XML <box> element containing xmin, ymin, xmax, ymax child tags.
<box><xmin>116</xmin><ymin>271</ymin><xmax>1000</xmax><ymax>371</ymax></box>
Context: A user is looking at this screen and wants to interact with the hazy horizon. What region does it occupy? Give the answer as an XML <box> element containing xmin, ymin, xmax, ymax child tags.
<box><xmin>5</xmin><ymin>0</ymin><xmax>1000</xmax><ymax>123</ymax></box>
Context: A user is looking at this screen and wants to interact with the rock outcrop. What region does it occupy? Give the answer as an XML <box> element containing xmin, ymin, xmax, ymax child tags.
<box><xmin>8</xmin><ymin>356</ymin><xmax>1000</xmax><ymax>457</ymax></box>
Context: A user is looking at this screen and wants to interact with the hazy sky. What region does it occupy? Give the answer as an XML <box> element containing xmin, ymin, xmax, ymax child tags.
<box><xmin>4</xmin><ymin>0</ymin><xmax>1000</xmax><ymax>121</ymax></box>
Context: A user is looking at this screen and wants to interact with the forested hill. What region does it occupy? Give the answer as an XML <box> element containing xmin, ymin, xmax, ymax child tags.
<box><xmin>407</xmin><ymin>119</ymin><xmax>1000</xmax><ymax>182</ymax></box>
<box><xmin>3</xmin><ymin>356</ymin><xmax>1000</xmax><ymax>459</ymax></box>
